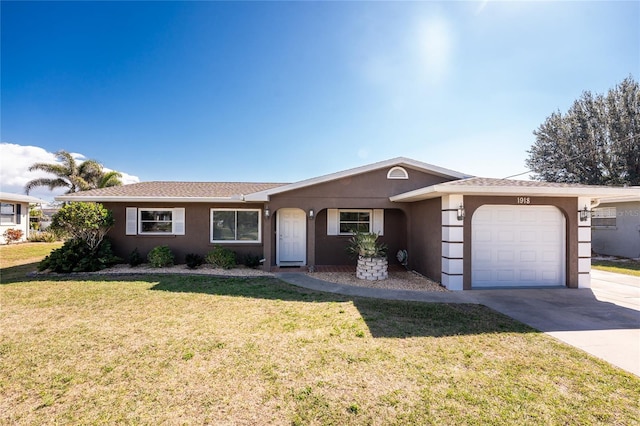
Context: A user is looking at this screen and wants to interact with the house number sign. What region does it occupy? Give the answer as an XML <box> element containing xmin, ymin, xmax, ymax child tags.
<box><xmin>516</xmin><ymin>197</ymin><xmax>531</xmax><ymax>204</ymax></box>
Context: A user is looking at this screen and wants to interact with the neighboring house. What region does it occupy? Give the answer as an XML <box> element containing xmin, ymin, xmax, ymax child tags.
<box><xmin>592</xmin><ymin>196</ymin><xmax>640</xmax><ymax>259</ymax></box>
<box><xmin>56</xmin><ymin>157</ymin><xmax>639</xmax><ymax>290</ymax></box>
<box><xmin>0</xmin><ymin>192</ymin><xmax>47</xmax><ymax>244</ymax></box>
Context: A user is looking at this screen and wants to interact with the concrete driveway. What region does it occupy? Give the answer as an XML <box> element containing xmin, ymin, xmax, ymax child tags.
<box><xmin>278</xmin><ymin>269</ymin><xmax>640</xmax><ymax>377</ymax></box>
<box><xmin>461</xmin><ymin>270</ymin><xmax>640</xmax><ymax>377</ymax></box>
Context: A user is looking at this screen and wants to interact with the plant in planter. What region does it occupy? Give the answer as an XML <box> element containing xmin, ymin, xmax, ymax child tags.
<box><xmin>346</xmin><ymin>232</ymin><xmax>389</xmax><ymax>281</ymax></box>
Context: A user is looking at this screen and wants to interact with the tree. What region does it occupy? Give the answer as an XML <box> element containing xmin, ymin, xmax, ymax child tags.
<box><xmin>25</xmin><ymin>150</ymin><xmax>123</xmax><ymax>195</ymax></box>
<box><xmin>49</xmin><ymin>202</ymin><xmax>114</xmax><ymax>251</ymax></box>
<box><xmin>95</xmin><ymin>170</ymin><xmax>123</xmax><ymax>188</ymax></box>
<box><xmin>40</xmin><ymin>202</ymin><xmax>120</xmax><ymax>272</ymax></box>
<box><xmin>526</xmin><ymin>76</ymin><xmax>639</xmax><ymax>186</ymax></box>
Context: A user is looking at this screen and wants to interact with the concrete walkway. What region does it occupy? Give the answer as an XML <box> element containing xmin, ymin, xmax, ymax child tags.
<box><xmin>276</xmin><ymin>270</ymin><xmax>640</xmax><ymax>377</ymax></box>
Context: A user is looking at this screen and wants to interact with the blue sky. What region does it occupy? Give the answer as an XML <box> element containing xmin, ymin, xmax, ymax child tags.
<box><xmin>1</xmin><ymin>1</ymin><xmax>638</xmax><ymax>202</ymax></box>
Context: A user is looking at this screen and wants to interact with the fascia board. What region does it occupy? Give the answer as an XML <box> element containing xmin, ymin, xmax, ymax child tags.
<box><xmin>0</xmin><ymin>192</ymin><xmax>49</xmax><ymax>204</ymax></box>
<box><xmin>391</xmin><ymin>185</ymin><xmax>640</xmax><ymax>202</ymax></box>
<box><xmin>54</xmin><ymin>196</ymin><xmax>255</xmax><ymax>203</ymax></box>
<box><xmin>389</xmin><ymin>186</ymin><xmax>442</xmax><ymax>202</ymax></box>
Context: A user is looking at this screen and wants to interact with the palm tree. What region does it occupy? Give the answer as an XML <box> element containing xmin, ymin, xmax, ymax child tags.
<box><xmin>96</xmin><ymin>170</ymin><xmax>123</xmax><ymax>188</ymax></box>
<box><xmin>25</xmin><ymin>150</ymin><xmax>122</xmax><ymax>194</ymax></box>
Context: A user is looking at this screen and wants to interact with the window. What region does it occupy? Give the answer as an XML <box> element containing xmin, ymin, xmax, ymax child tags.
<box><xmin>126</xmin><ymin>207</ymin><xmax>185</xmax><ymax>235</ymax></box>
<box><xmin>211</xmin><ymin>209</ymin><xmax>261</xmax><ymax>243</ymax></box>
<box><xmin>140</xmin><ymin>210</ymin><xmax>174</xmax><ymax>233</ymax></box>
<box><xmin>592</xmin><ymin>207</ymin><xmax>616</xmax><ymax>228</ymax></box>
<box><xmin>387</xmin><ymin>166</ymin><xmax>408</xmax><ymax>179</ymax></box>
<box><xmin>327</xmin><ymin>209</ymin><xmax>384</xmax><ymax>236</ymax></box>
<box><xmin>339</xmin><ymin>210</ymin><xmax>371</xmax><ymax>234</ymax></box>
<box><xmin>0</xmin><ymin>203</ymin><xmax>18</xmax><ymax>225</ymax></box>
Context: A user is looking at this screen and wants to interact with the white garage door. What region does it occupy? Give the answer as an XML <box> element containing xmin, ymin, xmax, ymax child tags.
<box><xmin>472</xmin><ymin>205</ymin><xmax>565</xmax><ymax>288</ymax></box>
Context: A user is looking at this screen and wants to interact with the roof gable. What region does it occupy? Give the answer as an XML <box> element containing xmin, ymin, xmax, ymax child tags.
<box><xmin>244</xmin><ymin>157</ymin><xmax>471</xmax><ymax>201</ymax></box>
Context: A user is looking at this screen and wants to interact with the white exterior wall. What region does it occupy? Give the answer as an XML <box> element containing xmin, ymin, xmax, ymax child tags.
<box><xmin>0</xmin><ymin>201</ymin><xmax>30</xmax><ymax>244</ymax></box>
<box><xmin>441</xmin><ymin>194</ymin><xmax>464</xmax><ymax>290</ymax></box>
<box><xmin>577</xmin><ymin>196</ymin><xmax>592</xmax><ymax>288</ymax></box>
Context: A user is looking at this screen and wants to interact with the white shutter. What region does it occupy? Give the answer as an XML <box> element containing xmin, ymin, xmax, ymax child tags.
<box><xmin>327</xmin><ymin>209</ymin><xmax>339</xmax><ymax>235</ymax></box>
<box><xmin>125</xmin><ymin>208</ymin><xmax>137</xmax><ymax>235</ymax></box>
<box><xmin>173</xmin><ymin>208</ymin><xmax>185</xmax><ymax>235</ymax></box>
<box><xmin>372</xmin><ymin>209</ymin><xmax>384</xmax><ymax>236</ymax></box>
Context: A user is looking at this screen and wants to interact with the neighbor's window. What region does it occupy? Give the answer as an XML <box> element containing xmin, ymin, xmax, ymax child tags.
<box><xmin>211</xmin><ymin>209</ymin><xmax>260</xmax><ymax>243</ymax></box>
<box><xmin>592</xmin><ymin>207</ymin><xmax>617</xmax><ymax>228</ymax></box>
<box><xmin>139</xmin><ymin>209</ymin><xmax>174</xmax><ymax>234</ymax></box>
<box><xmin>0</xmin><ymin>203</ymin><xmax>16</xmax><ymax>225</ymax></box>
<box><xmin>339</xmin><ymin>210</ymin><xmax>371</xmax><ymax>234</ymax></box>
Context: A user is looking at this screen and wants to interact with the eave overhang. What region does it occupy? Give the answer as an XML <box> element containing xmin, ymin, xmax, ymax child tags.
<box><xmin>390</xmin><ymin>183</ymin><xmax>640</xmax><ymax>202</ymax></box>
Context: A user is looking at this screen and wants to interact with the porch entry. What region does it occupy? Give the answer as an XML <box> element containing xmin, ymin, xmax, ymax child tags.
<box><xmin>276</xmin><ymin>208</ymin><xmax>306</xmax><ymax>266</ymax></box>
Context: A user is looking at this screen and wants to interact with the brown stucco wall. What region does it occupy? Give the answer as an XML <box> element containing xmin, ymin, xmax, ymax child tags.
<box><xmin>462</xmin><ymin>196</ymin><xmax>579</xmax><ymax>289</ymax></box>
<box><xmin>263</xmin><ymin>167</ymin><xmax>452</xmax><ymax>267</ymax></box>
<box><xmin>103</xmin><ymin>202</ymin><xmax>265</xmax><ymax>263</ymax></box>
<box><xmin>103</xmin><ymin>167</ymin><xmax>457</xmax><ymax>268</ymax></box>
<box><xmin>406</xmin><ymin>198</ymin><xmax>442</xmax><ymax>282</ymax></box>
<box><xmin>312</xmin><ymin>208</ymin><xmax>407</xmax><ymax>266</ymax></box>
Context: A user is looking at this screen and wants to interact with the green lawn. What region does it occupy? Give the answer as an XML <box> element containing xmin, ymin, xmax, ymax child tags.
<box><xmin>592</xmin><ymin>259</ymin><xmax>640</xmax><ymax>277</ymax></box>
<box><xmin>1</xmin><ymin>275</ymin><xmax>638</xmax><ymax>425</ymax></box>
<box><xmin>1</xmin><ymin>243</ymin><xmax>639</xmax><ymax>424</ymax></box>
<box><xmin>0</xmin><ymin>242</ymin><xmax>63</xmax><ymax>283</ymax></box>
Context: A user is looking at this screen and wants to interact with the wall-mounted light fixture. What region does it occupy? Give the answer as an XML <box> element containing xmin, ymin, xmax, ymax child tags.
<box><xmin>309</xmin><ymin>209</ymin><xmax>314</xmax><ymax>219</ymax></box>
<box><xmin>457</xmin><ymin>204</ymin><xmax>465</xmax><ymax>221</ymax></box>
<box><xmin>264</xmin><ymin>207</ymin><xmax>270</xmax><ymax>218</ymax></box>
<box><xmin>579</xmin><ymin>205</ymin><xmax>590</xmax><ymax>222</ymax></box>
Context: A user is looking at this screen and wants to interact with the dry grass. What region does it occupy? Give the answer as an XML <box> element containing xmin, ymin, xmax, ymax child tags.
<box><xmin>2</xmin><ymin>274</ymin><xmax>639</xmax><ymax>425</ymax></box>
<box><xmin>592</xmin><ymin>258</ymin><xmax>640</xmax><ymax>277</ymax></box>
<box><xmin>0</xmin><ymin>242</ymin><xmax>63</xmax><ymax>283</ymax></box>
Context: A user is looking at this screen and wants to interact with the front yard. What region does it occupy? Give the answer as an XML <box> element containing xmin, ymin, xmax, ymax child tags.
<box><xmin>1</xmin><ymin>243</ymin><xmax>639</xmax><ymax>424</ymax></box>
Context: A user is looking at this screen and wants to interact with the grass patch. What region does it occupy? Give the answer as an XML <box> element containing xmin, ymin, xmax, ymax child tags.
<box><xmin>1</xmin><ymin>273</ymin><xmax>638</xmax><ymax>425</ymax></box>
<box><xmin>592</xmin><ymin>259</ymin><xmax>640</xmax><ymax>277</ymax></box>
<box><xmin>0</xmin><ymin>242</ymin><xmax>63</xmax><ymax>283</ymax></box>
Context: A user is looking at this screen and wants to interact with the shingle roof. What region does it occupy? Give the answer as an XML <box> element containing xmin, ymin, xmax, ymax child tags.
<box><xmin>58</xmin><ymin>181</ymin><xmax>288</xmax><ymax>201</ymax></box>
<box><xmin>440</xmin><ymin>177</ymin><xmax>604</xmax><ymax>188</ymax></box>
<box><xmin>390</xmin><ymin>177</ymin><xmax>640</xmax><ymax>202</ymax></box>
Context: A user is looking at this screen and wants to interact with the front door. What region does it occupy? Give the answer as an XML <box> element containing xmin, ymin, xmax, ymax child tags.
<box><xmin>277</xmin><ymin>208</ymin><xmax>306</xmax><ymax>266</ymax></box>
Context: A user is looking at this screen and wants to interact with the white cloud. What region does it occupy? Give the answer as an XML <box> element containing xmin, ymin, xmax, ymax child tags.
<box><xmin>0</xmin><ymin>142</ymin><xmax>140</xmax><ymax>203</ymax></box>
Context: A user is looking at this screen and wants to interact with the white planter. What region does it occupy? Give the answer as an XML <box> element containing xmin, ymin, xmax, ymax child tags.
<box><xmin>356</xmin><ymin>256</ymin><xmax>388</xmax><ymax>281</ymax></box>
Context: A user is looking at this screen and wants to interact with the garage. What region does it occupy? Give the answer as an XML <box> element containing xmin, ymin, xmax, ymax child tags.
<box><xmin>472</xmin><ymin>205</ymin><xmax>566</xmax><ymax>288</ymax></box>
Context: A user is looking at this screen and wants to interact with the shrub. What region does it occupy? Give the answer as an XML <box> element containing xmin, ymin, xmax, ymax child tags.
<box><xmin>346</xmin><ymin>232</ymin><xmax>387</xmax><ymax>259</ymax></box>
<box><xmin>205</xmin><ymin>245</ymin><xmax>236</xmax><ymax>269</ymax></box>
<box><xmin>38</xmin><ymin>238</ymin><xmax>120</xmax><ymax>273</ymax></box>
<box><xmin>27</xmin><ymin>231</ymin><xmax>59</xmax><ymax>243</ymax></box>
<box><xmin>147</xmin><ymin>245</ymin><xmax>174</xmax><ymax>268</ymax></box>
<box><xmin>242</xmin><ymin>253</ymin><xmax>262</xmax><ymax>268</ymax></box>
<box><xmin>128</xmin><ymin>248</ymin><xmax>144</xmax><ymax>267</ymax></box>
<box><xmin>50</xmin><ymin>202</ymin><xmax>114</xmax><ymax>251</ymax></box>
<box><xmin>185</xmin><ymin>253</ymin><xmax>204</xmax><ymax>269</ymax></box>
<box><xmin>3</xmin><ymin>228</ymin><xmax>23</xmax><ymax>244</ymax></box>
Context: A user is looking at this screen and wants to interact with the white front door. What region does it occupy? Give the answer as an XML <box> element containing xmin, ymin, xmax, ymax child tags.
<box><xmin>277</xmin><ymin>208</ymin><xmax>306</xmax><ymax>266</ymax></box>
<box><xmin>472</xmin><ymin>205</ymin><xmax>566</xmax><ymax>288</ymax></box>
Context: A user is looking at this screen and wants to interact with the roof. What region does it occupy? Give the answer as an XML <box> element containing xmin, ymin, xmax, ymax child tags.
<box><xmin>0</xmin><ymin>192</ymin><xmax>49</xmax><ymax>204</ymax></box>
<box><xmin>390</xmin><ymin>177</ymin><xmax>640</xmax><ymax>202</ymax></box>
<box><xmin>55</xmin><ymin>182</ymin><xmax>288</xmax><ymax>203</ymax></box>
<box><xmin>244</xmin><ymin>157</ymin><xmax>471</xmax><ymax>201</ymax></box>
<box><xmin>55</xmin><ymin>157</ymin><xmax>470</xmax><ymax>203</ymax></box>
